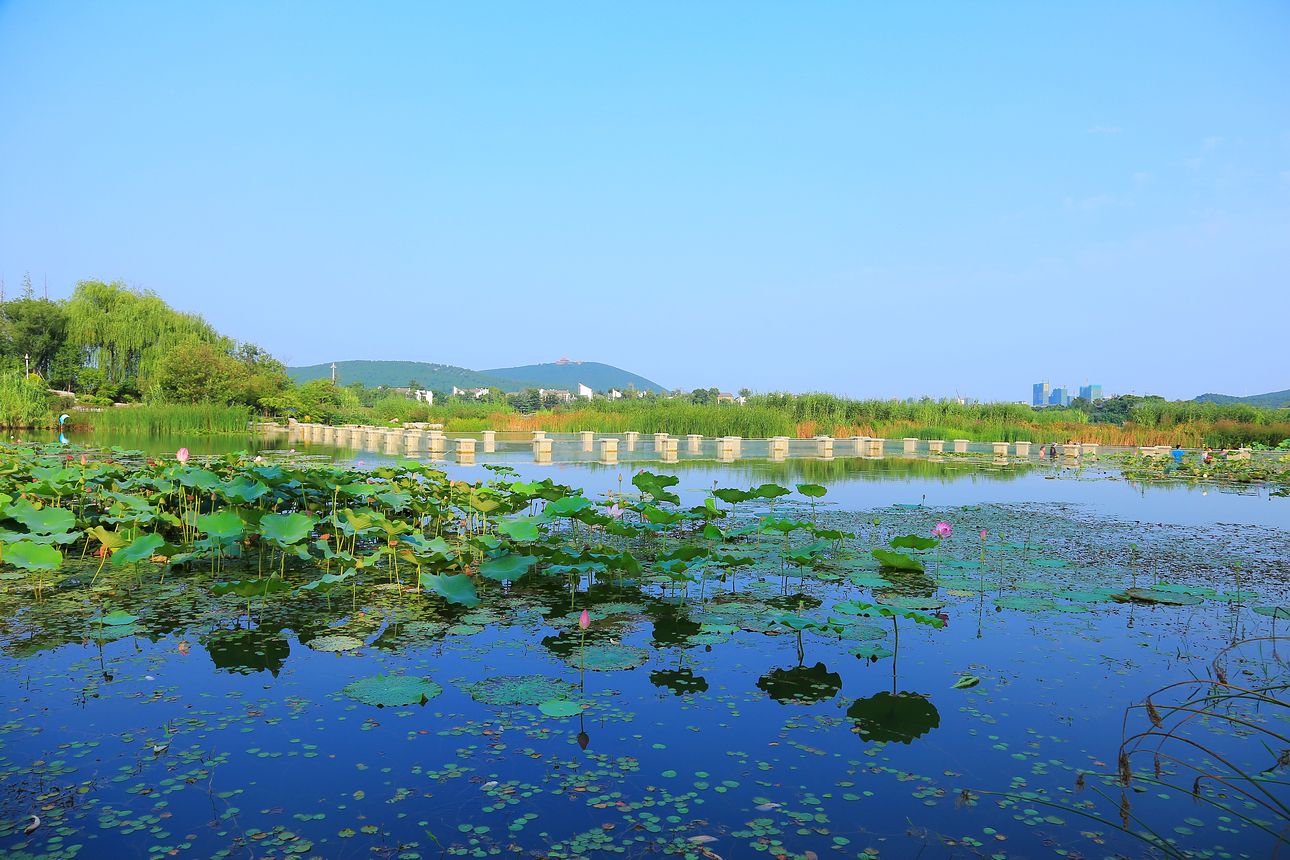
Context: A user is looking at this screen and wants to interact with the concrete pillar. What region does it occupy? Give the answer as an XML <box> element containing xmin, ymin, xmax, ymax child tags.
<box><xmin>868</xmin><ymin>438</ymin><xmax>886</xmax><ymax>457</ymax></box>
<box><xmin>1014</xmin><ymin>441</ymin><xmax>1031</xmax><ymax>457</ymax></box>
<box><xmin>481</xmin><ymin>430</ymin><xmax>496</xmax><ymax>453</ymax></box>
<box><xmin>404</xmin><ymin>430</ymin><xmax>424</xmax><ymax>455</ymax></box>
<box><xmin>660</xmin><ymin>438</ymin><xmax>679</xmax><ymax>462</ymax></box>
<box><xmin>455</xmin><ymin>438</ymin><xmax>476</xmax><ymax>463</ymax></box>
<box><xmin>1061</xmin><ymin>443</ymin><xmax>1081</xmax><ymax>458</ymax></box>
<box><xmin>951</xmin><ymin>439</ymin><xmax>969</xmax><ymax>454</ymax></box>
<box><xmin>927</xmin><ymin>439</ymin><xmax>945</xmax><ymax>453</ymax></box>
<box><xmin>579</xmin><ymin>430</ymin><xmax>595</xmax><ymax>451</ymax></box>
<box><xmin>426</xmin><ymin>431</ymin><xmax>445</xmax><ymax>453</ymax></box>
<box><xmin>816</xmin><ymin>436</ymin><xmax>834</xmax><ymax>456</ymax></box>
<box><xmin>768</xmin><ymin>436</ymin><xmax>790</xmax><ymax>459</ymax></box>
<box><xmin>623</xmin><ymin>431</ymin><xmax>639</xmax><ymax>450</ymax></box>
<box><xmin>532</xmin><ymin>430</ymin><xmax>547</xmax><ymax>442</ymax></box>
<box><xmin>686</xmin><ymin>434</ymin><xmax>703</xmax><ymax>453</ymax></box>
<box><xmin>851</xmin><ymin>436</ymin><xmax>868</xmax><ymax>454</ymax></box>
<box><xmin>533</xmin><ymin>438</ymin><xmax>553</xmax><ymax>463</ymax></box>
<box><xmin>900</xmin><ymin>437</ymin><xmax>916</xmax><ymax>455</ymax></box>
<box><xmin>599</xmin><ymin>438</ymin><xmax>619</xmax><ymax>463</ymax></box>
<box><xmin>653</xmin><ymin>432</ymin><xmax>669</xmax><ymax>450</ymax></box>
<box><xmin>716</xmin><ymin>436</ymin><xmax>738</xmax><ymax>461</ymax></box>
<box><xmin>992</xmin><ymin>441</ymin><xmax>1009</xmax><ymax>457</ymax></box>
<box><xmin>1080</xmin><ymin>443</ymin><xmax>1099</xmax><ymax>457</ymax></box>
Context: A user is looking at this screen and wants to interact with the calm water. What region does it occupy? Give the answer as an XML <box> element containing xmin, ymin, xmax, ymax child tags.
<box><xmin>3</xmin><ymin>430</ymin><xmax>1286</xmax><ymax>859</ymax></box>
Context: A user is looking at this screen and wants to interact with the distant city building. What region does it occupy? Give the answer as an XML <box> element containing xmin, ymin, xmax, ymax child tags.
<box><xmin>539</xmin><ymin>388</ymin><xmax>574</xmax><ymax>403</ymax></box>
<box><xmin>716</xmin><ymin>391</ymin><xmax>735</xmax><ymax>404</ymax></box>
<box><xmin>1049</xmin><ymin>387</ymin><xmax>1070</xmax><ymax>407</ymax></box>
<box><xmin>1079</xmin><ymin>383</ymin><xmax>1103</xmax><ymax>401</ymax></box>
<box><xmin>1032</xmin><ymin>382</ymin><xmax>1050</xmax><ymax>407</ymax></box>
<box><xmin>389</xmin><ymin>387</ymin><xmax>433</xmax><ymax>404</ymax></box>
<box><xmin>576</xmin><ymin>383</ymin><xmax>594</xmax><ymax>400</ymax></box>
<box><xmin>608</xmin><ymin>389</ymin><xmax>623</xmax><ymax>400</ymax></box>
<box><xmin>451</xmin><ymin>386</ymin><xmax>490</xmax><ymax>399</ymax></box>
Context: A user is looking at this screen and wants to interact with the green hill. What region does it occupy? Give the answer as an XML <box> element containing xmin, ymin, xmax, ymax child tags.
<box><xmin>480</xmin><ymin>361</ymin><xmax>665</xmax><ymax>393</ymax></box>
<box><xmin>1193</xmin><ymin>388</ymin><xmax>1290</xmax><ymax>408</ymax></box>
<box><xmin>288</xmin><ymin>361</ymin><xmax>521</xmax><ymax>391</ymax></box>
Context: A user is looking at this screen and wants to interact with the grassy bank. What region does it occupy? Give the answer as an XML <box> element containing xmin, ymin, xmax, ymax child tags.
<box><xmin>65</xmin><ymin>404</ymin><xmax>251</xmax><ymax>435</ymax></box>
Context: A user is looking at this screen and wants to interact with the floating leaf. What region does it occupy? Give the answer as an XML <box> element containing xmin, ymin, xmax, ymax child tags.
<box><xmin>537</xmin><ymin>699</ymin><xmax>583</xmax><ymax>717</ymax></box>
<box><xmin>952</xmin><ymin>675</ymin><xmax>981</xmax><ymax>689</ymax></box>
<box><xmin>343</xmin><ymin>675</ymin><xmax>442</xmax><ymax>707</ymax></box>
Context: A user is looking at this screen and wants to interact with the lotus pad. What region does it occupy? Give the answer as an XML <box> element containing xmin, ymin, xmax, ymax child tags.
<box><xmin>307</xmin><ymin>635</ymin><xmax>364</xmax><ymax>652</ymax></box>
<box><xmin>567</xmin><ymin>644</ymin><xmax>650</xmax><ymax>672</ymax></box>
<box><xmin>463</xmin><ymin>675</ymin><xmax>577</xmax><ymax>706</ymax></box>
<box><xmin>343</xmin><ymin>675</ymin><xmax>442</xmax><ymax>707</ymax></box>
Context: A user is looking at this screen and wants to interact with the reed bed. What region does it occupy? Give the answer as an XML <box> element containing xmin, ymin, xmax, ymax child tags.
<box><xmin>67</xmin><ymin>404</ymin><xmax>251</xmax><ymax>434</ymax></box>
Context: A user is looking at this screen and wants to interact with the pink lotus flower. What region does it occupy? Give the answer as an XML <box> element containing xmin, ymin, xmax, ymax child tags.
<box><xmin>607</xmin><ymin>504</ymin><xmax>623</xmax><ymax>519</ymax></box>
<box><xmin>932</xmin><ymin>521</ymin><xmax>952</xmax><ymax>539</ymax></box>
<box><xmin>578</xmin><ymin>609</ymin><xmax>591</xmax><ymax>631</ymax></box>
<box><xmin>980</xmin><ymin>529</ymin><xmax>988</xmax><ymax>541</ymax></box>
<box><xmin>254</xmin><ymin>455</ymin><xmax>264</xmax><ymax>463</ymax></box>
<box><xmin>176</xmin><ymin>447</ymin><xmax>190</xmax><ymax>465</ymax></box>
<box><xmin>79</xmin><ymin>454</ymin><xmax>88</xmax><ymax>466</ymax></box>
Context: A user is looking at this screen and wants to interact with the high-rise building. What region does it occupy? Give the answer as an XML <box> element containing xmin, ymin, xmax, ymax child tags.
<box><xmin>1078</xmin><ymin>384</ymin><xmax>1103</xmax><ymax>402</ymax></box>
<box><xmin>1032</xmin><ymin>382</ymin><xmax>1050</xmax><ymax>407</ymax></box>
<box><xmin>1049</xmin><ymin>387</ymin><xmax>1070</xmax><ymax>407</ymax></box>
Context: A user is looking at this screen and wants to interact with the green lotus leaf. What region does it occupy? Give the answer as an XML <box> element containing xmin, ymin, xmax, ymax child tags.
<box><xmin>890</xmin><ymin>535</ymin><xmax>937</xmax><ymax>551</ymax></box>
<box><xmin>112</xmin><ymin>533</ymin><xmax>166</xmax><ymax>567</ymax></box>
<box><xmin>479</xmin><ymin>553</ymin><xmax>537</xmax><ymax>582</ymax></box>
<box><xmin>537</xmin><ymin>699</ymin><xmax>584</xmax><ymax>717</ymax></box>
<box><xmin>872</xmin><ymin>548</ymin><xmax>925</xmax><ymax>572</ymax></box>
<box><xmin>307</xmin><ymin>634</ymin><xmax>364</xmax><ymax>652</ymax></box>
<box><xmin>6</xmin><ymin>501</ymin><xmax>75</xmax><ymax>535</ymax></box>
<box><xmin>98</xmin><ymin>609</ymin><xmax>139</xmax><ymax>626</ymax></box>
<box><xmin>1253</xmin><ymin>606</ymin><xmax>1290</xmax><ymax>619</ymax></box>
<box><xmin>462</xmin><ymin>675</ymin><xmax>577</xmax><ymax>706</ymax></box>
<box><xmin>496</xmin><ymin>517</ymin><xmax>541</xmax><ymax>542</ymax></box>
<box><xmin>343</xmin><ymin>675</ymin><xmax>442</xmax><ymax>707</ymax></box>
<box><xmin>259</xmin><ymin>512</ymin><xmax>316</xmax><ymax>546</ymax></box>
<box><xmin>566</xmin><ymin>644</ymin><xmax>650</xmax><ymax>672</ymax></box>
<box><xmin>197</xmin><ymin>510</ymin><xmax>244</xmax><ymax>541</ymax></box>
<box><xmin>796</xmin><ymin>483</ymin><xmax>827</xmax><ymax>498</ymax></box>
<box><xmin>5</xmin><ymin>540</ymin><xmax>62</xmax><ymax>571</ymax></box>
<box><xmin>419</xmin><ymin>572</ymin><xmax>480</xmax><ymax>607</ymax></box>
<box><xmin>952</xmin><ymin>675</ymin><xmax>981</xmax><ymax>689</ymax></box>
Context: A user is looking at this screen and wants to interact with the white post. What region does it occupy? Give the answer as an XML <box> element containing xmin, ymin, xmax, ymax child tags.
<box><xmin>660</xmin><ymin>438</ymin><xmax>679</xmax><ymax>461</ymax></box>
<box><xmin>481</xmin><ymin>430</ymin><xmax>496</xmax><ymax>453</ymax></box>
<box><xmin>532</xmin><ymin>430</ymin><xmax>547</xmax><ymax>442</ymax></box>
<box><xmin>455</xmin><ymin>438</ymin><xmax>476</xmax><ymax>459</ymax></box>
<box><xmin>991</xmin><ymin>441</ymin><xmax>1009</xmax><ymax>457</ymax></box>
<box><xmin>927</xmin><ymin>439</ymin><xmax>945</xmax><ymax>453</ymax></box>
<box><xmin>951</xmin><ymin>439</ymin><xmax>969</xmax><ymax>454</ymax></box>
<box><xmin>816</xmin><ymin>435</ymin><xmax>834</xmax><ymax>456</ymax></box>
<box><xmin>653</xmin><ymin>432</ymin><xmax>669</xmax><ymax>450</ymax></box>
<box><xmin>687</xmin><ymin>433</ymin><xmax>703</xmax><ymax>453</ymax></box>
<box><xmin>599</xmin><ymin>437</ymin><xmax>619</xmax><ymax>463</ymax></box>
<box><xmin>623</xmin><ymin>431</ymin><xmax>639</xmax><ymax>449</ymax></box>
<box><xmin>533</xmin><ymin>438</ymin><xmax>553</xmax><ymax>462</ymax></box>
<box><xmin>1014</xmin><ymin>441</ymin><xmax>1031</xmax><ymax>457</ymax></box>
<box><xmin>579</xmin><ymin>430</ymin><xmax>595</xmax><ymax>450</ymax></box>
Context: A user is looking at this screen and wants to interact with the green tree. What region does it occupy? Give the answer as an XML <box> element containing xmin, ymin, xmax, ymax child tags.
<box><xmin>2</xmin><ymin>298</ymin><xmax>68</xmax><ymax>379</ymax></box>
<box><xmin>155</xmin><ymin>342</ymin><xmax>245</xmax><ymax>404</ymax></box>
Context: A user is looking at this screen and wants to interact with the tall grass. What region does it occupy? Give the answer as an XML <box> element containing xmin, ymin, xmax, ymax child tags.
<box><xmin>323</xmin><ymin>393</ymin><xmax>1289</xmax><ymax>446</ymax></box>
<box><xmin>0</xmin><ymin>371</ymin><xmax>54</xmax><ymax>428</ymax></box>
<box><xmin>68</xmin><ymin>404</ymin><xmax>251</xmax><ymax>434</ymax></box>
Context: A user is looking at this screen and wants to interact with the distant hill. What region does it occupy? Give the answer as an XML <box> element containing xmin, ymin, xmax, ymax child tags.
<box><xmin>480</xmin><ymin>361</ymin><xmax>665</xmax><ymax>393</ymax></box>
<box><xmin>289</xmin><ymin>360</ymin><xmax>522</xmax><ymax>391</ymax></box>
<box><xmin>287</xmin><ymin>359</ymin><xmax>664</xmax><ymax>393</ymax></box>
<box><xmin>1193</xmin><ymin>389</ymin><xmax>1290</xmax><ymax>408</ymax></box>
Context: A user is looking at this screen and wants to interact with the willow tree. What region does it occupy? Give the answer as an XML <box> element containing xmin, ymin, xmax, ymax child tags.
<box><xmin>65</xmin><ymin>281</ymin><xmax>229</xmax><ymax>394</ymax></box>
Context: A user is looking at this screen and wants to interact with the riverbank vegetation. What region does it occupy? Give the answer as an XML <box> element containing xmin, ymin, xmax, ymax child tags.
<box><xmin>4</xmin><ymin>279</ymin><xmax>1287</xmax><ymax>446</ymax></box>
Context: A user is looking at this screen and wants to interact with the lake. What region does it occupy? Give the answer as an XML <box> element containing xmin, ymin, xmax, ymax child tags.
<box><xmin>1</xmin><ymin>431</ymin><xmax>1286</xmax><ymax>859</ymax></box>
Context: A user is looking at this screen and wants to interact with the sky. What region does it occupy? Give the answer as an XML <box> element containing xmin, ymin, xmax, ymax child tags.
<box><xmin>1</xmin><ymin>2</ymin><xmax>1287</xmax><ymax>401</ymax></box>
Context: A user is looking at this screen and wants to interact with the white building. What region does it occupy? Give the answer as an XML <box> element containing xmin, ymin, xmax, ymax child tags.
<box><xmin>608</xmin><ymin>389</ymin><xmax>623</xmax><ymax>400</ymax></box>
<box><xmin>539</xmin><ymin>388</ymin><xmax>574</xmax><ymax>403</ymax></box>
<box><xmin>577</xmin><ymin>383</ymin><xmax>594</xmax><ymax>400</ymax></box>
<box><xmin>451</xmin><ymin>386</ymin><xmax>490</xmax><ymax>399</ymax></box>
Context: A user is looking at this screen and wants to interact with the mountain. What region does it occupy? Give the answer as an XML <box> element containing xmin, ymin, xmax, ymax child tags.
<box><xmin>480</xmin><ymin>361</ymin><xmax>666</xmax><ymax>393</ymax></box>
<box><xmin>289</xmin><ymin>360</ymin><xmax>522</xmax><ymax>391</ymax></box>
<box><xmin>1193</xmin><ymin>389</ymin><xmax>1290</xmax><ymax>408</ymax></box>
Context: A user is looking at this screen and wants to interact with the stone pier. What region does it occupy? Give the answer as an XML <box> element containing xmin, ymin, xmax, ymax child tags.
<box><xmin>579</xmin><ymin>430</ymin><xmax>595</xmax><ymax>451</ymax></box>
<box><xmin>481</xmin><ymin>430</ymin><xmax>496</xmax><ymax>453</ymax></box>
<box><xmin>768</xmin><ymin>436</ymin><xmax>790</xmax><ymax>460</ymax></box>
<box><xmin>951</xmin><ymin>439</ymin><xmax>969</xmax><ymax>454</ymax></box>
<box><xmin>816</xmin><ymin>436</ymin><xmax>834</xmax><ymax>457</ymax></box>
<box><xmin>533</xmin><ymin>438</ymin><xmax>553</xmax><ymax>463</ymax></box>
<box><xmin>687</xmin><ymin>434</ymin><xmax>703</xmax><ymax>453</ymax></box>
<box><xmin>659</xmin><ymin>438</ymin><xmax>679</xmax><ymax>462</ymax></box>
<box><xmin>653</xmin><ymin>432</ymin><xmax>669</xmax><ymax>450</ymax></box>
<box><xmin>1014</xmin><ymin>441</ymin><xmax>1031</xmax><ymax>457</ymax></box>
<box><xmin>404</xmin><ymin>430</ymin><xmax>424</xmax><ymax>455</ymax></box>
<box><xmin>902</xmin><ymin>437</ymin><xmax>918</xmax><ymax>455</ymax></box>
<box><xmin>867</xmin><ymin>438</ymin><xmax>886</xmax><ymax>457</ymax></box>
<box><xmin>1080</xmin><ymin>443</ymin><xmax>1099</xmax><ymax>457</ymax></box>
<box><xmin>426</xmin><ymin>431</ymin><xmax>445</xmax><ymax>454</ymax></box>
<box><xmin>532</xmin><ymin>430</ymin><xmax>547</xmax><ymax>442</ymax></box>
<box><xmin>599</xmin><ymin>438</ymin><xmax>619</xmax><ymax>463</ymax></box>
<box><xmin>1060</xmin><ymin>443</ymin><xmax>1081</xmax><ymax>459</ymax></box>
<box><xmin>927</xmin><ymin>439</ymin><xmax>945</xmax><ymax>454</ymax></box>
<box><xmin>623</xmin><ymin>431</ymin><xmax>639</xmax><ymax>450</ymax></box>
<box><xmin>991</xmin><ymin>441</ymin><xmax>1009</xmax><ymax>457</ymax></box>
<box><xmin>716</xmin><ymin>436</ymin><xmax>739</xmax><ymax>461</ymax></box>
<box><xmin>383</xmin><ymin>430</ymin><xmax>402</xmax><ymax>456</ymax></box>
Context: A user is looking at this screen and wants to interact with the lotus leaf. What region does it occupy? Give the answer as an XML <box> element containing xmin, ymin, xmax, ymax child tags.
<box><xmin>343</xmin><ymin>675</ymin><xmax>442</xmax><ymax>707</ymax></box>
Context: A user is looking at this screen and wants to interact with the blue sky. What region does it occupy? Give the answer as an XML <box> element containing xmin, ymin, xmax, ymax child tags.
<box><xmin>1</xmin><ymin>2</ymin><xmax>1287</xmax><ymax>400</ymax></box>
